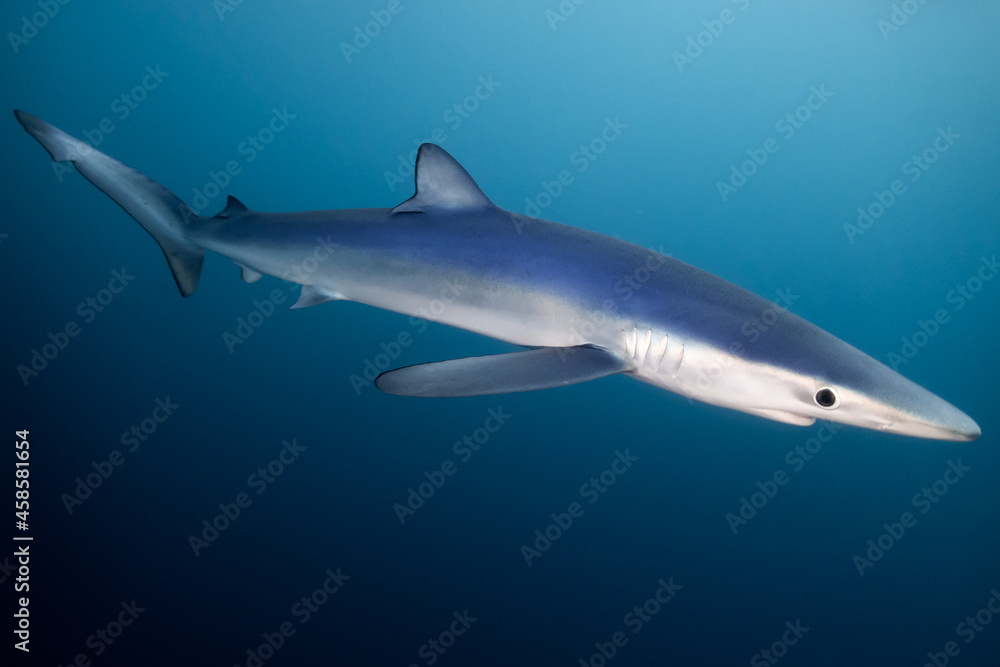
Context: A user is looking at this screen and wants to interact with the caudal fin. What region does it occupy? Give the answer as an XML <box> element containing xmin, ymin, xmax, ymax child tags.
<box><xmin>14</xmin><ymin>110</ymin><xmax>205</xmax><ymax>297</ymax></box>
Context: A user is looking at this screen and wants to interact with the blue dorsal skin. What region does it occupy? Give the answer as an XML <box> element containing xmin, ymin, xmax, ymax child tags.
<box><xmin>13</xmin><ymin>110</ymin><xmax>980</xmax><ymax>441</ymax></box>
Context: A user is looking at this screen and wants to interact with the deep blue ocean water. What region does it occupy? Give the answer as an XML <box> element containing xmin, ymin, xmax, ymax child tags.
<box><xmin>2</xmin><ymin>1</ymin><xmax>999</xmax><ymax>665</ymax></box>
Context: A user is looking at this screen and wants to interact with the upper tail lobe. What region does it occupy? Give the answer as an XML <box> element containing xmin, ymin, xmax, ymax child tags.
<box><xmin>15</xmin><ymin>110</ymin><xmax>205</xmax><ymax>297</ymax></box>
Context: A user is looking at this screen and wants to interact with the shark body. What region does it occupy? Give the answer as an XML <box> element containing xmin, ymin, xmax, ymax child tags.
<box><xmin>15</xmin><ymin>110</ymin><xmax>980</xmax><ymax>441</ymax></box>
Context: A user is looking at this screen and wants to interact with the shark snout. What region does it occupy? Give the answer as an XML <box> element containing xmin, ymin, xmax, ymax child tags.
<box><xmin>878</xmin><ymin>392</ymin><xmax>981</xmax><ymax>442</ymax></box>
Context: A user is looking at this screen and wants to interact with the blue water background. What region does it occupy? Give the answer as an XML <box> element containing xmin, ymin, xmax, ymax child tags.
<box><xmin>1</xmin><ymin>1</ymin><xmax>998</xmax><ymax>665</ymax></box>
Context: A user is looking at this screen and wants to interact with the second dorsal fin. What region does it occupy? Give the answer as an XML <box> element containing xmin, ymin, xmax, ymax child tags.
<box><xmin>216</xmin><ymin>195</ymin><xmax>249</xmax><ymax>219</ymax></box>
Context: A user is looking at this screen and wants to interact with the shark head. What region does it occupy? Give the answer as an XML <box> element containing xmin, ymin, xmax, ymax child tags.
<box><xmin>789</xmin><ymin>336</ymin><xmax>980</xmax><ymax>441</ymax></box>
<box><xmin>667</xmin><ymin>311</ymin><xmax>980</xmax><ymax>442</ymax></box>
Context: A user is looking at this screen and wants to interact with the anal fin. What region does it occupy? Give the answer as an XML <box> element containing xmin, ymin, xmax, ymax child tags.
<box><xmin>236</xmin><ymin>263</ymin><xmax>263</xmax><ymax>283</ymax></box>
<box><xmin>290</xmin><ymin>285</ymin><xmax>342</xmax><ymax>309</ymax></box>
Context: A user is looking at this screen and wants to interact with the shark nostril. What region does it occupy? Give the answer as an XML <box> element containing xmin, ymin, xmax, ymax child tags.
<box><xmin>814</xmin><ymin>387</ymin><xmax>839</xmax><ymax>409</ymax></box>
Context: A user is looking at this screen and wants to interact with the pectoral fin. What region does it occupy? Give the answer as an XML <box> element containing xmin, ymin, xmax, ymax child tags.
<box><xmin>744</xmin><ymin>408</ymin><xmax>816</xmax><ymax>426</ymax></box>
<box><xmin>375</xmin><ymin>346</ymin><xmax>629</xmax><ymax>397</ymax></box>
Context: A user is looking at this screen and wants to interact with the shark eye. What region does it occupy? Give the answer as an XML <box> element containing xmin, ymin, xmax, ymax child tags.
<box><xmin>814</xmin><ymin>387</ymin><xmax>839</xmax><ymax>409</ymax></box>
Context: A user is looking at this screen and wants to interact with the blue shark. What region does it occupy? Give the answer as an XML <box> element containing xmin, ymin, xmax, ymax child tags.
<box><xmin>14</xmin><ymin>110</ymin><xmax>979</xmax><ymax>441</ymax></box>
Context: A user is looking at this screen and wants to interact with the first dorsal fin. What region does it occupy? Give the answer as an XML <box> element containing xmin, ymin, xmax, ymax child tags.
<box><xmin>216</xmin><ymin>195</ymin><xmax>249</xmax><ymax>219</ymax></box>
<box><xmin>391</xmin><ymin>144</ymin><xmax>494</xmax><ymax>214</ymax></box>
